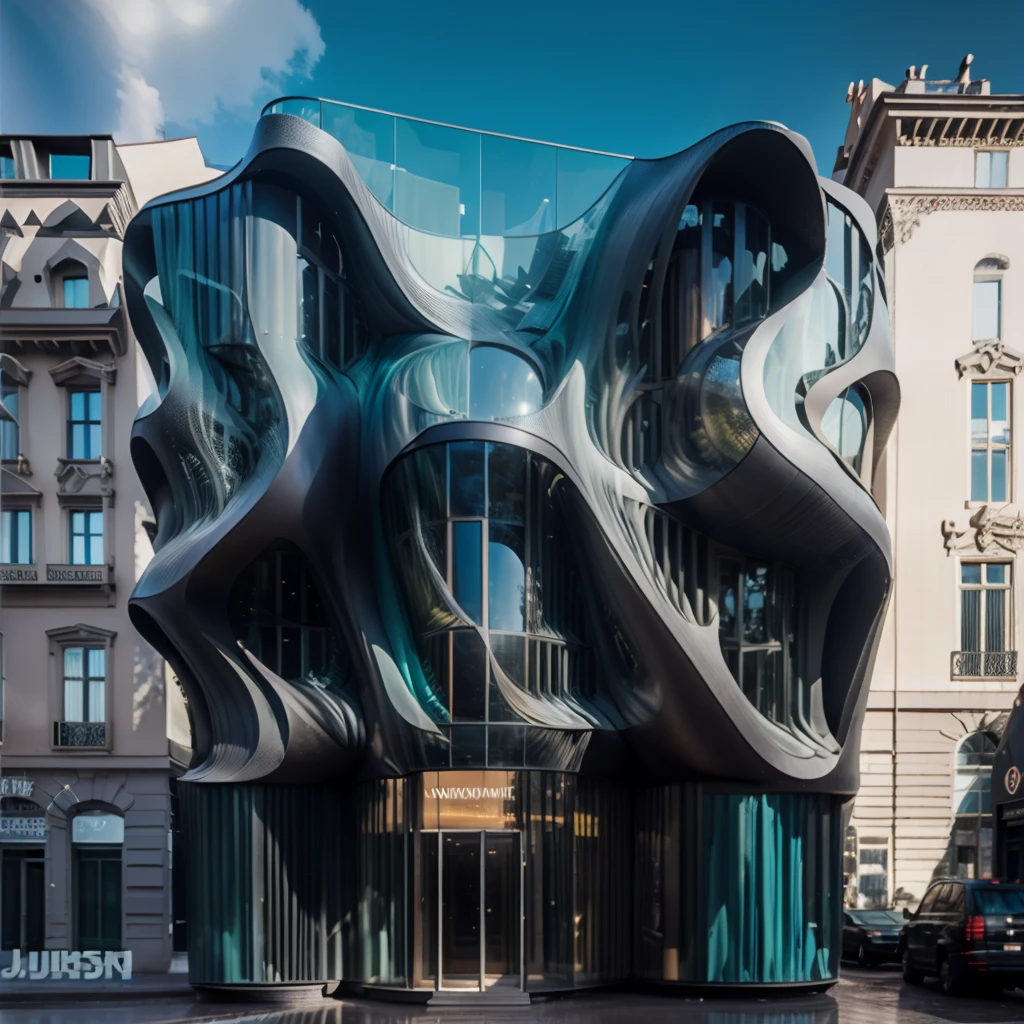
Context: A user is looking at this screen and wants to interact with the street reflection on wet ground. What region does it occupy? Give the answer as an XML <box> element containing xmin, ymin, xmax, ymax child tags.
<box><xmin>7</xmin><ymin>966</ymin><xmax>1024</xmax><ymax>1024</ymax></box>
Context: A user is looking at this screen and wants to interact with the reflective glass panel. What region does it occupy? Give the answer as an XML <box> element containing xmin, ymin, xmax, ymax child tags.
<box><xmin>733</xmin><ymin>205</ymin><xmax>769</xmax><ymax>325</ymax></box>
<box><xmin>991</xmin><ymin>382</ymin><xmax>1009</xmax><ymax>443</ymax></box>
<box><xmin>487</xmin><ymin>444</ymin><xmax>526</xmax><ymax>524</ymax></box>
<box><xmin>266</xmin><ymin>98</ymin><xmax>321</xmax><ymax>126</ymax></box>
<box><xmin>449</xmin><ymin>442</ymin><xmax>485</xmax><ymax>517</ymax></box>
<box><xmin>72</xmin><ymin>811</ymin><xmax>124</xmax><ymax>844</ymax></box>
<box><xmin>452</xmin><ymin>521</ymin><xmax>483</xmax><ymax>625</ymax></box>
<box><xmin>992</xmin><ymin>450</ymin><xmax>1008</xmax><ymax>501</ymax></box>
<box><xmin>705</xmin><ymin>202</ymin><xmax>734</xmax><ymax>336</ymax></box>
<box><xmin>742</xmin><ymin>563</ymin><xmax>770</xmax><ymax>643</ymax></box>
<box><xmin>971</xmin><ymin>451</ymin><xmax>988</xmax><ymax>502</ymax></box>
<box><xmin>482</xmin><ymin>135</ymin><xmax>556</xmax><ymax>236</ymax></box>
<box><xmin>488</xmin><ymin>524</ymin><xmax>526</xmax><ymax>631</ymax></box>
<box><xmin>451</xmin><ymin>632</ymin><xmax>486</xmax><ymax>721</ymax></box>
<box><xmin>322</xmin><ymin>103</ymin><xmax>396</xmax><ymax>209</ymax></box>
<box><xmin>0</xmin><ymin>156</ymin><xmax>14</xmax><ymax>179</ymax></box>
<box><xmin>987</xmin><ymin>563</ymin><xmax>1007</xmax><ymax>584</ymax></box>
<box><xmin>1</xmin><ymin>509</ymin><xmax>31</xmax><ymax>564</ymax></box>
<box><xmin>961</xmin><ymin>563</ymin><xmax>982</xmax><ymax>584</ymax></box>
<box><xmin>63</xmin><ymin>277</ymin><xmax>89</xmax><ymax>308</ymax></box>
<box><xmin>50</xmin><ymin>154</ymin><xmax>90</xmax><ymax>180</ymax></box>
<box><xmin>395</xmin><ymin>119</ymin><xmax>480</xmax><ymax>237</ymax></box>
<box><xmin>555</xmin><ymin>148</ymin><xmax>628</xmax><ymax>227</ymax></box>
<box><xmin>1</xmin><ymin>386</ymin><xmax>18</xmax><ymax>459</ymax></box>
<box><xmin>470</xmin><ymin>346</ymin><xmax>543</xmax><ymax>420</ymax></box>
<box><xmin>992</xmin><ymin>151</ymin><xmax>1009</xmax><ymax>188</ymax></box>
<box><xmin>972</xmin><ymin>383</ymin><xmax>988</xmax><ymax>443</ymax></box>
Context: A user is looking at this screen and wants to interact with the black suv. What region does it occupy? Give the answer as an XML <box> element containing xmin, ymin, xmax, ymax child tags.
<box><xmin>900</xmin><ymin>878</ymin><xmax>1024</xmax><ymax>994</ymax></box>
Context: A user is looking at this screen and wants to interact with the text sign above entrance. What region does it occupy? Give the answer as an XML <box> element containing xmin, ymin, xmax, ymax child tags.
<box><xmin>0</xmin><ymin>778</ymin><xmax>34</xmax><ymax>798</ymax></box>
<box><xmin>420</xmin><ymin>771</ymin><xmax>517</xmax><ymax>830</ymax></box>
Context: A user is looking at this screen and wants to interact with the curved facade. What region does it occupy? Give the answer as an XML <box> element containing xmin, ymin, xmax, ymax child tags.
<box><xmin>123</xmin><ymin>97</ymin><xmax>898</xmax><ymax>996</ymax></box>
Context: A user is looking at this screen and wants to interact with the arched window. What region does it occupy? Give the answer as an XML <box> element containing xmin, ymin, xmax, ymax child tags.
<box><xmin>974</xmin><ymin>256</ymin><xmax>1008</xmax><ymax>343</ymax></box>
<box><xmin>953</xmin><ymin>731</ymin><xmax>997</xmax><ymax>879</ymax></box>
<box><xmin>50</xmin><ymin>257</ymin><xmax>90</xmax><ymax>309</ymax></box>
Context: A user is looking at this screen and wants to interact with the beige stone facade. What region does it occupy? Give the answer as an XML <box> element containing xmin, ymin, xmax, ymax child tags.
<box><xmin>836</xmin><ymin>65</ymin><xmax>1024</xmax><ymax>907</ymax></box>
<box><xmin>0</xmin><ymin>136</ymin><xmax>218</xmax><ymax>970</ymax></box>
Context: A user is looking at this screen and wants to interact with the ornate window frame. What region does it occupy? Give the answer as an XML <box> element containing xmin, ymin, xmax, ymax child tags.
<box><xmin>46</xmin><ymin>624</ymin><xmax>116</xmax><ymax>752</ymax></box>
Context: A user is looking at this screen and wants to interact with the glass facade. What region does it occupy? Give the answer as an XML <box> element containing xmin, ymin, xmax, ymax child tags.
<box><xmin>266</xmin><ymin>98</ymin><xmax>630</xmax><ymax>236</ymax></box>
<box><xmin>67</xmin><ymin>389</ymin><xmax>101</xmax><ymax>458</ymax></box>
<box><xmin>0</xmin><ymin>509</ymin><xmax>31</xmax><ymax>564</ymax></box>
<box><xmin>349</xmin><ymin>773</ymin><xmax>841</xmax><ymax>992</ymax></box>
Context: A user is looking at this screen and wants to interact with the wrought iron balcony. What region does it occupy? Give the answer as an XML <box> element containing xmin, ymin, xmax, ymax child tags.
<box><xmin>52</xmin><ymin>721</ymin><xmax>106</xmax><ymax>748</ymax></box>
<box><xmin>951</xmin><ymin>650</ymin><xmax>1018</xmax><ymax>679</ymax></box>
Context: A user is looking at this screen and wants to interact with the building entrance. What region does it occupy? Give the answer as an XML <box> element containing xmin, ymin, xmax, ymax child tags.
<box><xmin>438</xmin><ymin>831</ymin><xmax>521</xmax><ymax>991</ymax></box>
<box><xmin>1</xmin><ymin>848</ymin><xmax>44</xmax><ymax>951</ymax></box>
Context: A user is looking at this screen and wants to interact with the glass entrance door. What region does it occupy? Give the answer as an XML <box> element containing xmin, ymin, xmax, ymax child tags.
<box><xmin>1</xmin><ymin>848</ymin><xmax>45</xmax><ymax>951</ymax></box>
<box><xmin>438</xmin><ymin>831</ymin><xmax>521</xmax><ymax>991</ymax></box>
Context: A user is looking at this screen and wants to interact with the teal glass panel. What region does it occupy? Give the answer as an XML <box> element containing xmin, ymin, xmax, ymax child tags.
<box><xmin>971</xmin><ymin>383</ymin><xmax>988</xmax><ymax>443</ymax></box>
<box><xmin>452</xmin><ymin>521</ymin><xmax>482</xmax><ymax>624</ymax></box>
<box><xmin>50</xmin><ymin>154</ymin><xmax>90</xmax><ymax>180</ymax></box>
<box><xmin>961</xmin><ymin>563</ymin><xmax>982</xmax><ymax>584</ymax></box>
<box><xmin>449</xmin><ymin>442</ymin><xmax>485</xmax><ymax>517</ymax></box>
<box><xmin>63</xmin><ymin>277</ymin><xmax>89</xmax><ymax>308</ymax></box>
<box><xmin>322</xmin><ymin>102</ymin><xmax>395</xmax><ymax>209</ymax></box>
<box><xmin>991</xmin><ymin>382</ymin><xmax>1009</xmax><ymax>442</ymax></box>
<box><xmin>481</xmin><ymin>135</ymin><xmax>556</xmax><ymax>236</ymax></box>
<box><xmin>488</xmin><ymin>524</ymin><xmax>526</xmax><ymax>631</ymax></box>
<box><xmin>992</xmin><ymin>449</ymin><xmax>1008</xmax><ymax>501</ymax></box>
<box><xmin>974</xmin><ymin>280</ymin><xmax>1001</xmax><ymax>340</ymax></box>
<box><xmin>704</xmin><ymin>793</ymin><xmax>841</xmax><ymax>983</ymax></box>
<box><xmin>265</xmin><ymin>98</ymin><xmax>321</xmax><ymax>126</ymax></box>
<box><xmin>971</xmin><ymin>450</ymin><xmax>988</xmax><ymax>501</ymax></box>
<box><xmin>469</xmin><ymin>346</ymin><xmax>543</xmax><ymax>420</ymax></box>
<box><xmin>555</xmin><ymin>148</ymin><xmax>628</xmax><ymax>228</ymax></box>
<box><xmin>1</xmin><ymin>386</ymin><xmax>18</xmax><ymax>458</ymax></box>
<box><xmin>395</xmin><ymin>119</ymin><xmax>480</xmax><ymax>237</ymax></box>
<box><xmin>0</xmin><ymin>155</ymin><xmax>14</xmax><ymax>179</ymax></box>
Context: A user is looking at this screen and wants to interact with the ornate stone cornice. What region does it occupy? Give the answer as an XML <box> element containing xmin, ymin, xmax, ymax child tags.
<box><xmin>880</xmin><ymin>192</ymin><xmax>1024</xmax><ymax>251</ymax></box>
<box><xmin>943</xmin><ymin>504</ymin><xmax>1024</xmax><ymax>555</ymax></box>
<box><xmin>956</xmin><ymin>340</ymin><xmax>1024</xmax><ymax>378</ymax></box>
<box><xmin>55</xmin><ymin>455</ymin><xmax>114</xmax><ymax>495</ymax></box>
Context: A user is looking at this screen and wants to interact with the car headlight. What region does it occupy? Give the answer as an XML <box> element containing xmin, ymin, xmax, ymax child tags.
<box><xmin>866</xmin><ymin>930</ymin><xmax>883</xmax><ymax>937</ymax></box>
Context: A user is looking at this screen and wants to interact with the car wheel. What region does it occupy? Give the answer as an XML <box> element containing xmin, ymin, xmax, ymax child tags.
<box><xmin>939</xmin><ymin>957</ymin><xmax>963</xmax><ymax>996</ymax></box>
<box><xmin>858</xmin><ymin>943</ymin><xmax>871</xmax><ymax>967</ymax></box>
<box><xmin>902</xmin><ymin>950</ymin><xmax>924</xmax><ymax>984</ymax></box>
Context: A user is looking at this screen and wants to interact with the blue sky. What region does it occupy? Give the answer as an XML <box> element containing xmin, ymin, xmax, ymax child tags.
<box><xmin>2</xmin><ymin>0</ymin><xmax>1023</xmax><ymax>175</ymax></box>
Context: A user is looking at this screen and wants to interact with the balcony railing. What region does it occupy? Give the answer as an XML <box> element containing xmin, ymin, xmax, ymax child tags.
<box><xmin>53</xmin><ymin>721</ymin><xmax>106</xmax><ymax>748</ymax></box>
<box><xmin>951</xmin><ymin>650</ymin><xmax>1018</xmax><ymax>679</ymax></box>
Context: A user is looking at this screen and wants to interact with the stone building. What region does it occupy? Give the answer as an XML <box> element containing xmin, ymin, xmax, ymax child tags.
<box><xmin>0</xmin><ymin>135</ymin><xmax>218</xmax><ymax>970</ymax></box>
<box><xmin>836</xmin><ymin>56</ymin><xmax>1024</xmax><ymax>906</ymax></box>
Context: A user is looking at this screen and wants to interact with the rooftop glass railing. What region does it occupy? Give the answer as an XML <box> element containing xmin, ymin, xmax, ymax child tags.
<box><xmin>262</xmin><ymin>97</ymin><xmax>632</xmax><ymax>238</ymax></box>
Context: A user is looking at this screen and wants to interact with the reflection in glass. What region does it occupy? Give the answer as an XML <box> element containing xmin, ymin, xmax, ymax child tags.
<box><xmin>452</xmin><ymin>521</ymin><xmax>483</xmax><ymax>624</ymax></box>
<box><xmin>970</xmin><ymin>381</ymin><xmax>1012</xmax><ymax>503</ymax></box>
<box><xmin>555</xmin><ymin>148</ymin><xmax>629</xmax><ymax>228</ymax></box>
<box><xmin>821</xmin><ymin>384</ymin><xmax>871</xmax><ymax>475</ymax></box>
<box><xmin>488</xmin><ymin>525</ymin><xmax>526</xmax><ymax>631</ymax></box>
<box><xmin>482</xmin><ymin>135</ymin><xmax>556</xmax><ymax>236</ymax></box>
<box><xmin>395</xmin><ymin>119</ymin><xmax>480</xmax><ymax>238</ymax></box>
<box><xmin>322</xmin><ymin>103</ymin><xmax>396</xmax><ymax>208</ymax></box>
<box><xmin>469</xmin><ymin>346</ymin><xmax>543</xmax><ymax>420</ymax></box>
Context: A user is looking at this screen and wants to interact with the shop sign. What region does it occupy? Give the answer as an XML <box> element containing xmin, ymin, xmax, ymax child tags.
<box><xmin>420</xmin><ymin>771</ymin><xmax>517</xmax><ymax>830</ymax></box>
<box><xmin>0</xmin><ymin>778</ymin><xmax>34</xmax><ymax>798</ymax></box>
<box><xmin>0</xmin><ymin>816</ymin><xmax>47</xmax><ymax>841</ymax></box>
<box><xmin>0</xmin><ymin>950</ymin><xmax>131</xmax><ymax>980</ymax></box>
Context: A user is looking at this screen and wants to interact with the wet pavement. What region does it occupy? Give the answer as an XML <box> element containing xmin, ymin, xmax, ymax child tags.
<box><xmin>6</xmin><ymin>965</ymin><xmax>1024</xmax><ymax>1024</ymax></box>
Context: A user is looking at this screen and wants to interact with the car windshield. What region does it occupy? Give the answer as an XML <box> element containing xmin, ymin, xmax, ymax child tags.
<box><xmin>847</xmin><ymin>910</ymin><xmax>903</xmax><ymax>927</ymax></box>
<box><xmin>973</xmin><ymin>887</ymin><xmax>1024</xmax><ymax>914</ymax></box>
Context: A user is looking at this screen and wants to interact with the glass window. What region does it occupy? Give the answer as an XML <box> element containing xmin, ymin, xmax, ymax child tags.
<box><xmin>297</xmin><ymin>258</ymin><xmax>320</xmax><ymax>355</ymax></box>
<box><xmin>822</xmin><ymin>385</ymin><xmax>871</xmax><ymax>476</ymax></box>
<box><xmin>954</xmin><ymin>731</ymin><xmax>997</xmax><ymax>879</ymax></box>
<box><xmin>705</xmin><ymin>202</ymin><xmax>734</xmax><ymax>337</ymax></box>
<box><xmin>451</xmin><ymin>521</ymin><xmax>483</xmax><ymax>625</ymax></box>
<box><xmin>67</xmin><ymin>390</ymin><xmax>101</xmax><ymax>459</ymax></box>
<box><xmin>974</xmin><ymin>279</ymin><xmax>1001</xmax><ymax>340</ymax></box>
<box><xmin>976</xmin><ymin>151</ymin><xmax>1009</xmax><ymax>188</ymax></box>
<box><xmin>72</xmin><ymin>810</ymin><xmax>124</xmax><ymax>844</ymax></box>
<box><xmin>49</xmin><ymin>154</ymin><xmax>90</xmax><ymax>180</ymax></box>
<box><xmin>469</xmin><ymin>346</ymin><xmax>543</xmax><ymax>420</ymax></box>
<box><xmin>63</xmin><ymin>276</ymin><xmax>89</xmax><ymax>309</ymax></box>
<box><xmin>1</xmin><ymin>383</ymin><xmax>19</xmax><ymax>459</ymax></box>
<box><xmin>1</xmin><ymin>510</ymin><xmax>31</xmax><ymax>564</ymax></box>
<box><xmin>960</xmin><ymin>562</ymin><xmax>1011</xmax><ymax>654</ymax></box>
<box><xmin>63</xmin><ymin>647</ymin><xmax>106</xmax><ymax>724</ymax></box>
<box><xmin>718</xmin><ymin>555</ymin><xmax>796</xmax><ymax>724</ymax></box>
<box><xmin>69</xmin><ymin>510</ymin><xmax>103</xmax><ymax>565</ymax></box>
<box><xmin>394</xmin><ymin>119</ymin><xmax>480</xmax><ymax>237</ymax></box>
<box><xmin>481</xmin><ymin>135</ymin><xmax>556</xmax><ymax>236</ymax></box>
<box><xmin>971</xmin><ymin>381</ymin><xmax>1011</xmax><ymax>502</ymax></box>
<box><xmin>0</xmin><ymin>155</ymin><xmax>14</xmax><ymax>179</ymax></box>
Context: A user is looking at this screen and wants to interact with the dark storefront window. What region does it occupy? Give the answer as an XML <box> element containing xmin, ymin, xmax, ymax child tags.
<box><xmin>0</xmin><ymin>816</ymin><xmax>44</xmax><ymax>953</ymax></box>
<box><xmin>72</xmin><ymin>810</ymin><xmax>123</xmax><ymax>951</ymax></box>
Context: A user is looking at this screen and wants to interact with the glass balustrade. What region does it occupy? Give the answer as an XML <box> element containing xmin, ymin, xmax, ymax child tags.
<box><xmin>263</xmin><ymin>97</ymin><xmax>630</xmax><ymax>239</ymax></box>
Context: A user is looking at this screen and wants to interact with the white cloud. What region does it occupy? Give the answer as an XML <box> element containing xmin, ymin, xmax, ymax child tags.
<box><xmin>86</xmin><ymin>0</ymin><xmax>325</xmax><ymax>142</ymax></box>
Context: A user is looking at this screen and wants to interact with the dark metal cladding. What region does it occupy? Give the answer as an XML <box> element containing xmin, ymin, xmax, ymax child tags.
<box><xmin>123</xmin><ymin>105</ymin><xmax>898</xmax><ymax>992</ymax></box>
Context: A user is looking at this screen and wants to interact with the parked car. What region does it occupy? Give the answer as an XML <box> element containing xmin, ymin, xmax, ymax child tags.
<box><xmin>843</xmin><ymin>909</ymin><xmax>905</xmax><ymax>964</ymax></box>
<box><xmin>900</xmin><ymin>878</ymin><xmax>1024</xmax><ymax>994</ymax></box>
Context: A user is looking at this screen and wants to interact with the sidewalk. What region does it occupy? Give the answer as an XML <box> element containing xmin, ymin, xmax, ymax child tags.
<box><xmin>0</xmin><ymin>971</ymin><xmax>196</xmax><ymax>1004</ymax></box>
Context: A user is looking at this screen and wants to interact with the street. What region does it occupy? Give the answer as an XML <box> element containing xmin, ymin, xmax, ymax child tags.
<box><xmin>6</xmin><ymin>967</ymin><xmax>1024</xmax><ymax>1024</ymax></box>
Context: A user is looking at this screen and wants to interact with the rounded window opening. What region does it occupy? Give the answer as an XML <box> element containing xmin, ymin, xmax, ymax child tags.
<box><xmin>469</xmin><ymin>346</ymin><xmax>543</xmax><ymax>420</ymax></box>
<box><xmin>821</xmin><ymin>384</ymin><xmax>871</xmax><ymax>476</ymax></box>
<box><xmin>71</xmin><ymin>809</ymin><xmax>124</xmax><ymax>845</ymax></box>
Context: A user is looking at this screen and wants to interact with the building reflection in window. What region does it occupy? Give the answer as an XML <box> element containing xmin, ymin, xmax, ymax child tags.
<box><xmin>953</xmin><ymin>731</ymin><xmax>996</xmax><ymax>879</ymax></box>
<box><xmin>821</xmin><ymin>383</ymin><xmax>872</xmax><ymax>477</ymax></box>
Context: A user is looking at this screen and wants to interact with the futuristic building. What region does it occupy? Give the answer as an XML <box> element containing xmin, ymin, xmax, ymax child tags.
<box><xmin>121</xmin><ymin>96</ymin><xmax>898</xmax><ymax>999</ymax></box>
